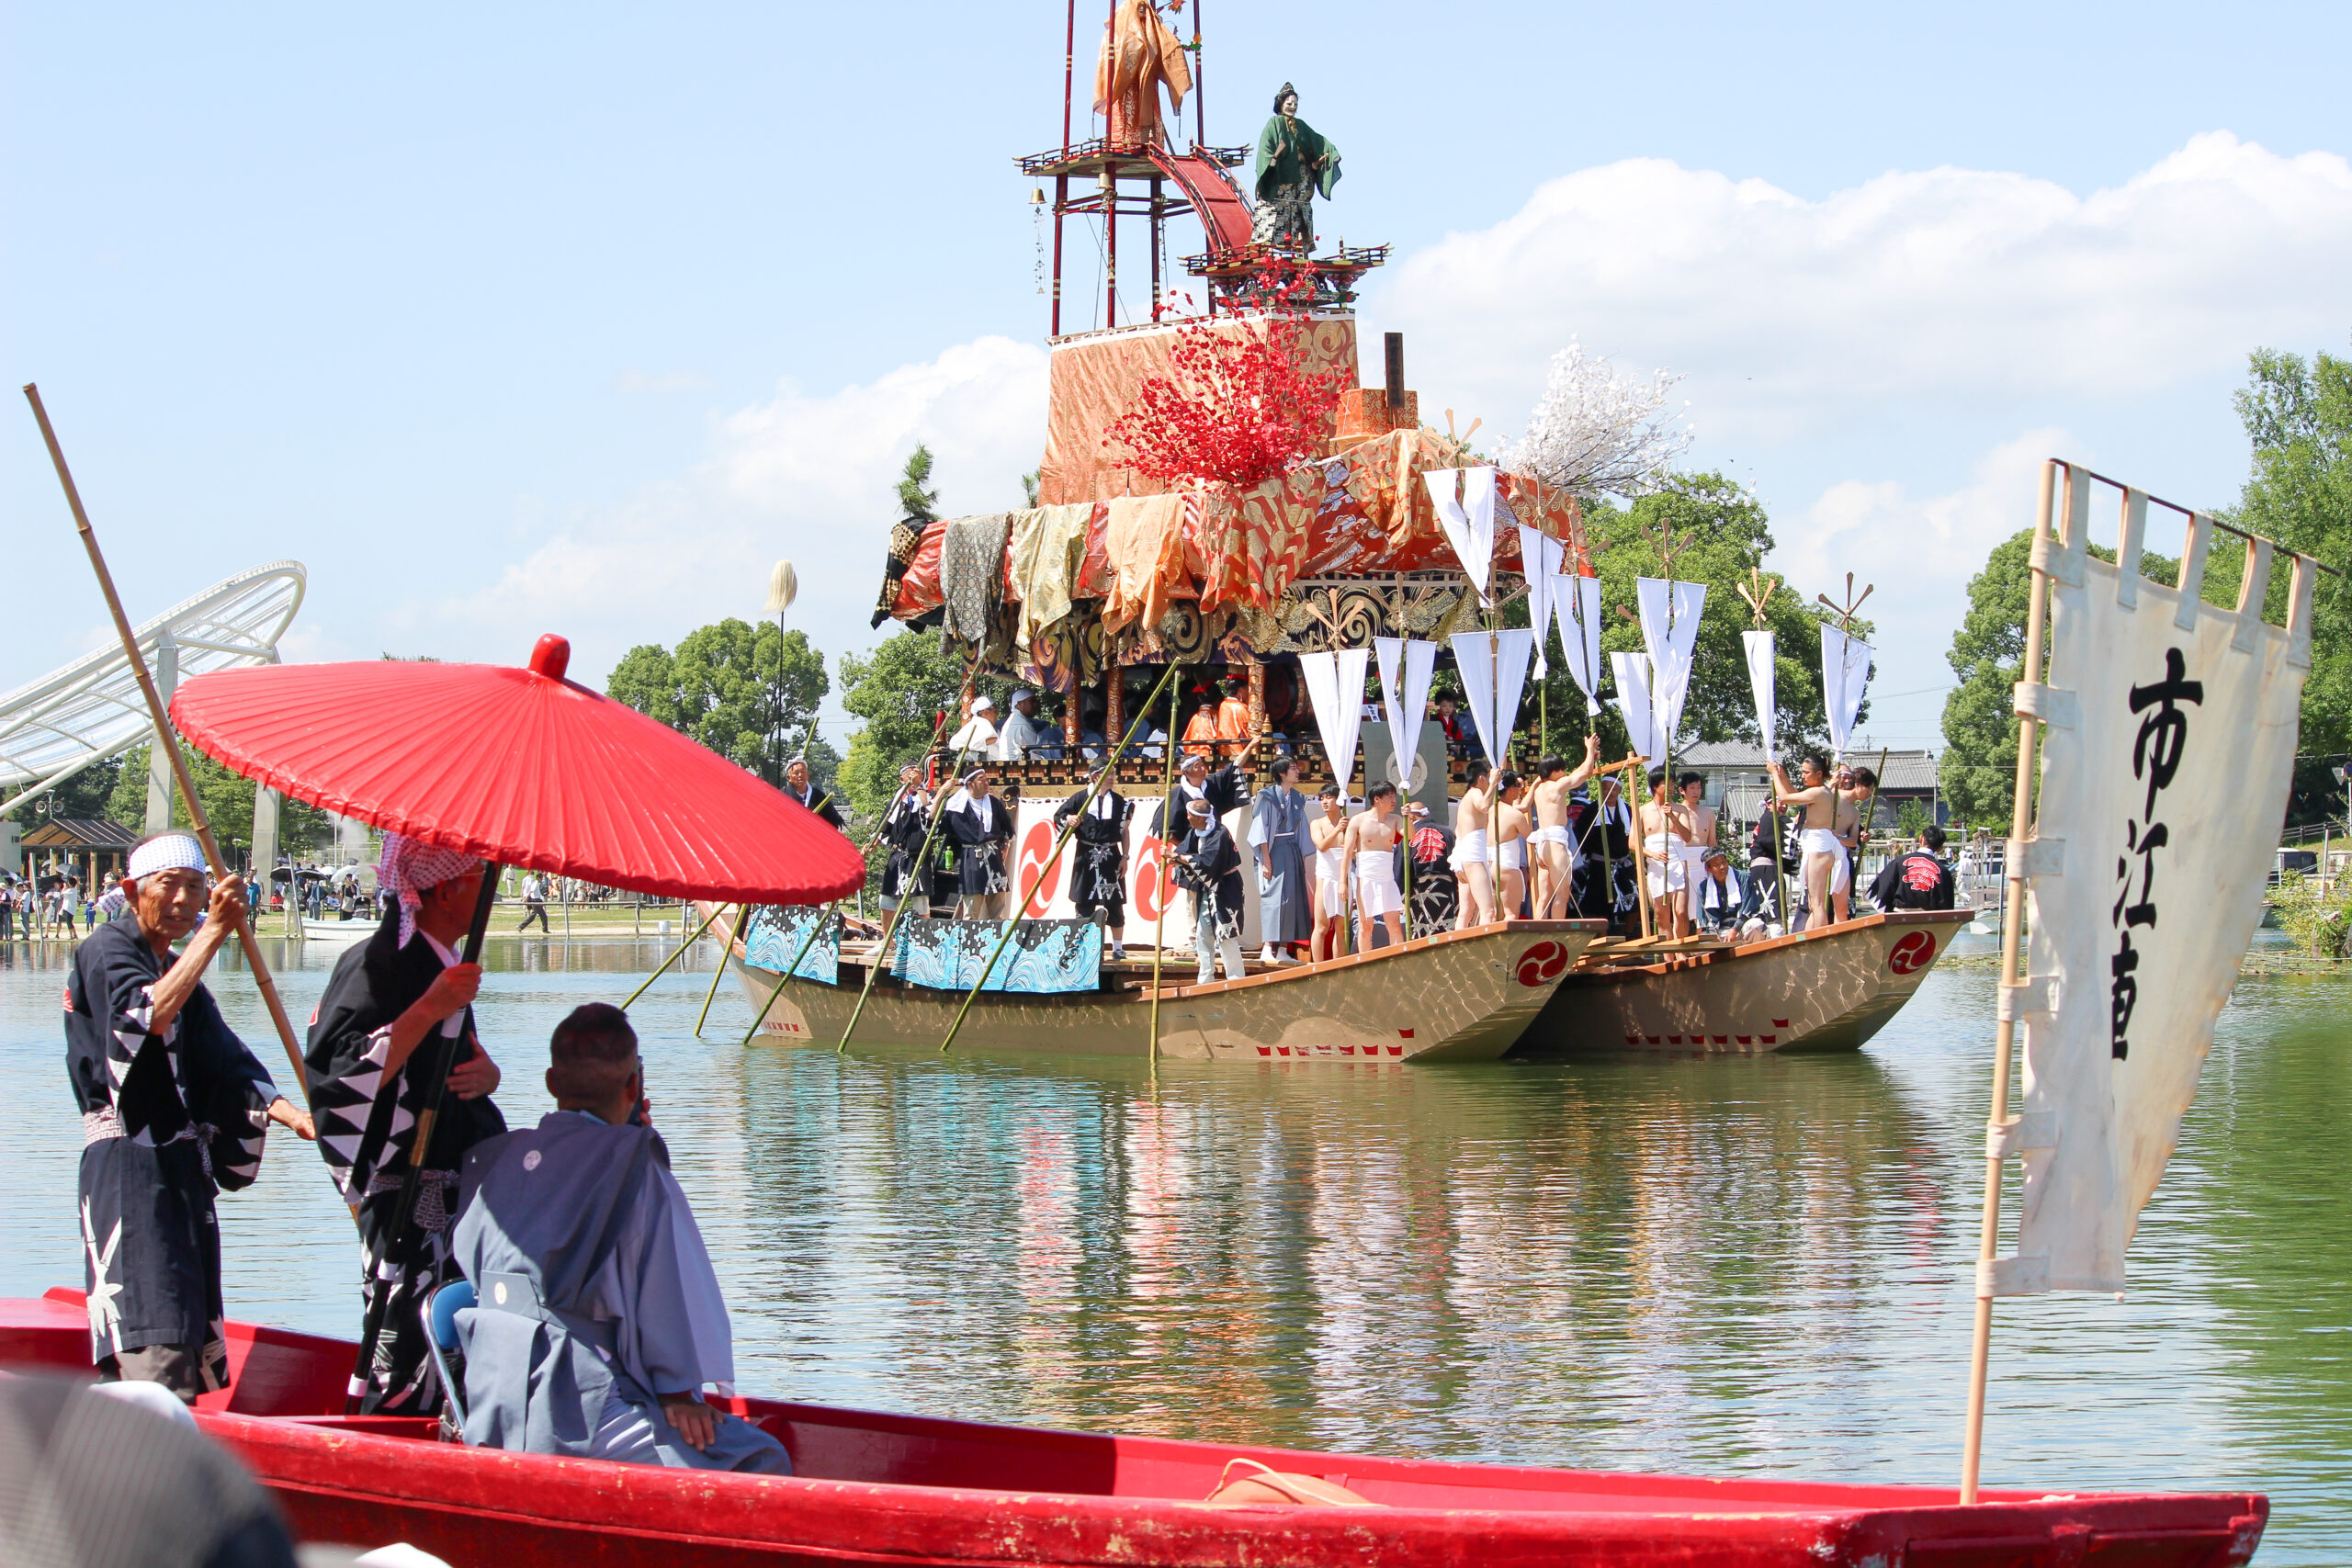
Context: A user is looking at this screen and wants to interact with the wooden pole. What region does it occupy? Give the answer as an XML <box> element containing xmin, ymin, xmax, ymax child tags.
<box><xmin>1625</xmin><ymin>757</ymin><xmax>1656</xmax><ymax>940</ymax></box>
<box><xmin>831</xmin><ymin>678</ymin><xmax>979</xmax><ymax>1052</ymax></box>
<box><xmin>1148</xmin><ymin>666</ymin><xmax>1182</xmax><ymax>1070</ymax></box>
<box><xmin>693</xmin><ymin>902</ymin><xmax>753</xmax><ymax>1035</ymax></box>
<box><xmin>618</xmin><ymin>897</ymin><xmax>729</xmax><ymax>1010</ymax></box>
<box><xmin>1959</xmin><ymin>459</ymin><xmax>2060</xmax><ymax>1503</ymax></box>
<box><xmin>25</xmin><ymin>384</ymin><xmax>314</xmax><ymax>1108</ymax></box>
<box><xmin>939</xmin><ymin>662</ymin><xmax>1177</xmax><ymax>1055</ymax></box>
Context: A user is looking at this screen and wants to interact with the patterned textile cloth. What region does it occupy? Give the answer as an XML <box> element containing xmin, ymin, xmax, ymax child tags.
<box><xmin>378</xmin><ymin>833</ymin><xmax>481</xmax><ymax>950</ymax></box>
<box><xmin>1251</xmin><ymin>180</ymin><xmax>1316</xmax><ymax>248</ymax></box>
<box><xmin>743</xmin><ymin>905</ymin><xmax>841</xmax><ymax>987</ymax></box>
<box><xmin>891</xmin><ymin>918</ymin><xmax>1103</xmax><ymax>994</ymax></box>
<box><xmin>873</xmin><ymin>516</ymin><xmax>929</xmax><ymax>628</ymax></box>
<box><xmin>888</xmin><ymin>520</ymin><xmax>947</xmax><ymax>622</ymax></box>
<box><xmin>1074</xmin><ymin>502</ymin><xmax>1115</xmax><ymax>598</ymax></box>
<box><xmin>1204</xmin><ymin>467</ymin><xmax>1318</xmax><ymax>614</ymax></box>
<box><xmin>1100</xmin><ymin>493</ymin><xmax>1191</xmax><ymax>638</ymax></box>
<box><xmin>940</xmin><ymin>513</ymin><xmax>1012</xmax><ymax>645</ymax></box>
<box><xmin>1008</xmin><ymin>503</ymin><xmax>1091</xmax><ymax>653</ymax></box>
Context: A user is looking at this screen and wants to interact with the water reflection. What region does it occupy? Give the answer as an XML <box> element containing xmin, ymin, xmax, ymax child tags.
<box><xmin>0</xmin><ymin>933</ymin><xmax>2344</xmax><ymax>1562</ymax></box>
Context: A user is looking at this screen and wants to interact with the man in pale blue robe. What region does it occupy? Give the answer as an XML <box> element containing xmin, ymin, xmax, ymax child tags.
<box><xmin>449</xmin><ymin>1004</ymin><xmax>788</xmax><ymax>1472</ymax></box>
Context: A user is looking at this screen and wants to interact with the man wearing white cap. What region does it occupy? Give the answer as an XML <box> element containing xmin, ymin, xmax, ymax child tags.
<box><xmin>306</xmin><ymin>833</ymin><xmax>508</xmax><ymax>1415</ymax></box>
<box><xmin>64</xmin><ymin>830</ymin><xmax>316</xmax><ymax>1400</ymax></box>
<box><xmin>948</xmin><ymin>694</ymin><xmax>1001</xmax><ymax>763</ymax></box>
<box><xmin>998</xmin><ymin>688</ymin><xmax>1054</xmax><ymax>763</ymax></box>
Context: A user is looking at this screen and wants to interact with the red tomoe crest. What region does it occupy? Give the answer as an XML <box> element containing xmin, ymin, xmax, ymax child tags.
<box><xmin>1887</xmin><ymin>931</ymin><xmax>1938</xmax><ymax>976</ymax></box>
<box><xmin>1017</xmin><ymin>822</ymin><xmax>1061</xmax><ymax>917</ymax></box>
<box><xmin>1515</xmin><ymin>940</ymin><xmax>1570</xmax><ymax>987</ymax></box>
<box><xmin>1131</xmin><ymin>837</ymin><xmax>1170</xmax><ymax>923</ymax></box>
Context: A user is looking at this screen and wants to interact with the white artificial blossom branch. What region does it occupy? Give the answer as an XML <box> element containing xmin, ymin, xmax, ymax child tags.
<box><xmin>1503</xmin><ymin>338</ymin><xmax>1695</xmax><ymax>501</ymax></box>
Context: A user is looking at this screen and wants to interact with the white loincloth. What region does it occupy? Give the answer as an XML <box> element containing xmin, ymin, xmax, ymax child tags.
<box><xmin>1643</xmin><ymin>833</ymin><xmax>1688</xmax><ymax>899</ymax></box>
<box><xmin>1355</xmin><ymin>850</ymin><xmax>1402</xmax><ymax>918</ymax></box>
<box><xmin>1797</xmin><ymin>826</ymin><xmax>1851</xmax><ymax>893</ymax></box>
<box><xmin>1497</xmin><ymin>836</ymin><xmax>1525</xmax><ymax>872</ymax></box>
<box><xmin>1452</xmin><ymin>828</ymin><xmax>1490</xmax><ymax>869</ymax></box>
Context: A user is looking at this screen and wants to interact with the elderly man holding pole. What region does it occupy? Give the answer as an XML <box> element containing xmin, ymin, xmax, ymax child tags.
<box><xmin>65</xmin><ymin>830</ymin><xmax>316</xmax><ymax>1400</ymax></box>
<box><xmin>306</xmin><ymin>835</ymin><xmax>508</xmax><ymax>1415</ymax></box>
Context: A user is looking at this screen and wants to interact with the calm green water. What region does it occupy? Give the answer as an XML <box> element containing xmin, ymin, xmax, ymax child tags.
<box><xmin>2</xmin><ymin>931</ymin><xmax>2344</xmax><ymax>1560</ymax></box>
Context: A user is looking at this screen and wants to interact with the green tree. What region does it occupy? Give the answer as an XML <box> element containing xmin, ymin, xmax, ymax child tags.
<box><xmin>104</xmin><ymin>741</ymin><xmax>334</xmax><ymax>863</ymax></box>
<box><xmin>835</xmin><ymin>629</ymin><xmax>987</xmax><ymax>838</ymax></box>
<box><xmin>24</xmin><ymin>753</ymin><xmax>125</xmax><ymax>822</ymax></box>
<box><xmin>605</xmin><ymin>620</ymin><xmax>830</xmax><ymax>789</ymax></box>
<box><xmin>1526</xmin><ymin>471</ymin><xmax>1852</xmax><ymax>763</ymax></box>
<box><xmin>2221</xmin><ymin>342</ymin><xmax>2352</xmax><ymax>758</ymax></box>
<box><xmin>898</xmin><ymin>446</ymin><xmax>940</xmax><ymax>525</ymax></box>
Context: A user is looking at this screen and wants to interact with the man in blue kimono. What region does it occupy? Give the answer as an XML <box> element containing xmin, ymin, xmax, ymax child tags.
<box><xmin>451</xmin><ymin>1003</ymin><xmax>789</xmax><ymax>1472</ymax></box>
<box><xmin>65</xmin><ymin>831</ymin><xmax>315</xmax><ymax>1399</ymax></box>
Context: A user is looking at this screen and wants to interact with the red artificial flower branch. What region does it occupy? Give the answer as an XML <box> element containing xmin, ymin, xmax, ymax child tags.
<box><xmin>1103</xmin><ymin>257</ymin><xmax>1349</xmax><ymax>491</ymax></box>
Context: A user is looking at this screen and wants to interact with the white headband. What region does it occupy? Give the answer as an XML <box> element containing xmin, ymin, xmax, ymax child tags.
<box><xmin>127</xmin><ymin>834</ymin><xmax>209</xmax><ymax>882</ymax></box>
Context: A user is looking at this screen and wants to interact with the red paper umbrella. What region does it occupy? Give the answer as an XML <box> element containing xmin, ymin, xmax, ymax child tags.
<box><xmin>168</xmin><ymin>634</ymin><xmax>864</xmax><ymax>905</ymax></box>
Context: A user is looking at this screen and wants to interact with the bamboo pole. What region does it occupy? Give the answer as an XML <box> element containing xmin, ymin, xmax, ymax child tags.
<box><xmin>692</xmin><ymin>901</ymin><xmax>754</xmax><ymax>1034</ymax></box>
<box><xmin>938</xmin><ymin>662</ymin><xmax>1178</xmax><ymax>1055</ymax></box>
<box><xmin>617</xmin><ymin>898</ymin><xmax>729</xmax><ymax>1010</ymax></box>
<box><xmin>830</xmin><ymin>679</ymin><xmax>981</xmax><ymax>1053</ymax></box>
<box><xmin>25</xmin><ymin>384</ymin><xmax>315</xmax><ymax>1110</ymax></box>
<box><xmin>1959</xmin><ymin>458</ymin><xmax>2060</xmax><ymax>1503</ymax></box>
<box><xmin>1626</xmin><ymin>757</ymin><xmax>1657</xmax><ymax>940</ymax></box>
<box><xmin>1147</xmin><ymin>665</ymin><xmax>1182</xmax><ymax>1072</ymax></box>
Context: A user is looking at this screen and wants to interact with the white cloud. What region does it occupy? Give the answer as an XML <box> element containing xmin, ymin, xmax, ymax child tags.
<box><xmin>396</xmin><ymin>335</ymin><xmax>1046</xmax><ymax>694</ymax></box>
<box><xmin>1379</xmin><ymin>131</ymin><xmax>2352</xmax><ymax>445</ymax></box>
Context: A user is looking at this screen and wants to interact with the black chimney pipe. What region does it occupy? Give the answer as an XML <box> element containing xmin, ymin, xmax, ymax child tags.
<box><xmin>1384</xmin><ymin>333</ymin><xmax>1405</xmax><ymax>408</ymax></box>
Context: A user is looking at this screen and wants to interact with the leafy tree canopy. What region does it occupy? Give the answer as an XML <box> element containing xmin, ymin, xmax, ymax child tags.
<box><xmin>103</xmin><ymin>742</ymin><xmax>334</xmax><ymax>863</ymax></box>
<box><xmin>605</xmin><ymin>620</ymin><xmax>831</xmax><ymax>791</ymax></box>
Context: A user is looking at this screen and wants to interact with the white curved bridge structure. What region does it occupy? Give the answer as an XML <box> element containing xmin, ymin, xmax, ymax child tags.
<box><xmin>0</xmin><ymin>560</ymin><xmax>307</xmax><ymax>818</ymax></box>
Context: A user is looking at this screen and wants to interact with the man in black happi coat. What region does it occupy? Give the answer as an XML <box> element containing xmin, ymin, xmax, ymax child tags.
<box><xmin>66</xmin><ymin>830</ymin><xmax>315</xmax><ymax>1399</ymax></box>
<box><xmin>1054</xmin><ymin>779</ymin><xmax>1132</xmax><ymax>959</ymax></box>
<box><xmin>306</xmin><ymin>834</ymin><xmax>505</xmax><ymax>1415</ymax></box>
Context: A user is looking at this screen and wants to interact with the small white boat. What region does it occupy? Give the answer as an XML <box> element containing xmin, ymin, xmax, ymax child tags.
<box><xmin>298</xmin><ymin>916</ymin><xmax>374</xmax><ymax>943</ymax></box>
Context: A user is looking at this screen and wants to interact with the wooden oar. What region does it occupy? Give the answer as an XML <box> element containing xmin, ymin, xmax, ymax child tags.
<box><xmin>1147</xmin><ymin>665</ymin><xmax>1182</xmax><ymax>1077</ymax></box>
<box><xmin>617</xmin><ymin>899</ymin><xmax>729</xmax><ymax>1010</ymax></box>
<box><xmin>829</xmin><ymin>674</ymin><xmax>983</xmax><ymax>1052</ymax></box>
<box><xmin>25</xmin><ymin>384</ymin><xmax>316</xmax><ymax>1113</ymax></box>
<box><xmin>936</xmin><ymin>662</ymin><xmax>1179</xmax><ymax>1055</ymax></box>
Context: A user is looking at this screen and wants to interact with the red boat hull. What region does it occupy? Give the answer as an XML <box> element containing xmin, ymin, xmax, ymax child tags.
<box><xmin>3</xmin><ymin>1292</ymin><xmax>2265</xmax><ymax>1567</ymax></box>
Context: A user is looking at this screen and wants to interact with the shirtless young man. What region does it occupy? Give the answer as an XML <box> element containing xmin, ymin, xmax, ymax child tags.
<box><xmin>1308</xmin><ymin>783</ymin><xmax>1350</xmax><ymax>960</ymax></box>
<box><xmin>1767</xmin><ymin>752</ymin><xmax>1846</xmax><ymax>929</ymax></box>
<box><xmin>1529</xmin><ymin>733</ymin><xmax>1604</xmax><ymax>918</ymax></box>
<box><xmin>1636</xmin><ymin>768</ymin><xmax>1695</xmax><ymax>939</ymax></box>
<box><xmin>1452</xmin><ymin>761</ymin><xmax>1498</xmax><ymax>929</ymax></box>
<box><xmin>1494</xmin><ymin>772</ymin><xmax>1531</xmax><ymax>920</ymax></box>
<box><xmin>1343</xmin><ymin>781</ymin><xmax>1407</xmax><ymax>951</ymax></box>
<box><xmin>1675</xmin><ymin>773</ymin><xmax>1717</xmax><ymax>928</ymax></box>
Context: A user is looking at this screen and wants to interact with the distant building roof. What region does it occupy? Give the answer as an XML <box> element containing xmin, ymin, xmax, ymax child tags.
<box><xmin>20</xmin><ymin>818</ymin><xmax>141</xmax><ymax>851</ymax></box>
<box><xmin>1675</xmin><ymin>744</ymin><xmax>1940</xmax><ymax>792</ymax></box>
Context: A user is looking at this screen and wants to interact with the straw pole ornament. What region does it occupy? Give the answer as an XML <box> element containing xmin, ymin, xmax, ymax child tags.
<box><xmin>23</xmin><ymin>384</ymin><xmax>319</xmax><ymax>1121</ymax></box>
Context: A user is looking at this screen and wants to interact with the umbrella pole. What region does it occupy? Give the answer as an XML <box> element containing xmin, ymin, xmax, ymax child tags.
<box><xmin>618</xmin><ymin>898</ymin><xmax>729</xmax><ymax>1010</ymax></box>
<box><xmin>692</xmin><ymin>902</ymin><xmax>752</xmax><ymax>1036</ymax></box>
<box><xmin>832</xmin><ymin>677</ymin><xmax>981</xmax><ymax>1052</ymax></box>
<box><xmin>345</xmin><ymin>864</ymin><xmax>502</xmax><ymax>1414</ymax></box>
<box><xmin>940</xmin><ymin>662</ymin><xmax>1177</xmax><ymax>1055</ymax></box>
<box><xmin>25</xmin><ymin>384</ymin><xmax>315</xmax><ymax>1107</ymax></box>
<box><xmin>1148</xmin><ymin>665</ymin><xmax>1182</xmax><ymax>1079</ymax></box>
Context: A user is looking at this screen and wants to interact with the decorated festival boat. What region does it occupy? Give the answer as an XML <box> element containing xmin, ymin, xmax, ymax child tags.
<box><xmin>725</xmin><ymin>911</ymin><xmax>1601</xmax><ymax>1064</ymax></box>
<box><xmin>0</xmin><ymin>1292</ymin><xmax>2267</xmax><ymax>1565</ymax></box>
<box><xmin>1521</xmin><ymin>908</ymin><xmax>1974</xmax><ymax>1056</ymax></box>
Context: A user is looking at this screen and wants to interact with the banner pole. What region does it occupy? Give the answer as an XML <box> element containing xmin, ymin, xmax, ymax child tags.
<box><xmin>938</xmin><ymin>662</ymin><xmax>1176</xmax><ymax>1055</ymax></box>
<box><xmin>1960</xmin><ymin>457</ymin><xmax>2060</xmax><ymax>1503</ymax></box>
<box><xmin>1148</xmin><ymin>666</ymin><xmax>1183</xmax><ymax>1078</ymax></box>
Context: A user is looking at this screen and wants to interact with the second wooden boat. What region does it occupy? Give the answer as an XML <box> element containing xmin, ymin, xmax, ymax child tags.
<box><xmin>1517</xmin><ymin>909</ymin><xmax>1973</xmax><ymax>1056</ymax></box>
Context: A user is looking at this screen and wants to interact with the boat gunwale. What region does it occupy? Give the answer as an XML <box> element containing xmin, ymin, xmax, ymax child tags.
<box><xmin>1563</xmin><ymin>909</ymin><xmax>1974</xmax><ymax>981</ymax></box>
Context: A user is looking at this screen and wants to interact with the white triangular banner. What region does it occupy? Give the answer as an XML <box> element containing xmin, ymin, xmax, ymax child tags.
<box><xmin>1452</xmin><ymin>628</ymin><xmax>1536</xmax><ymax>768</ymax></box>
<box><xmin>1299</xmin><ymin>647</ymin><xmax>1371</xmax><ymax>800</ymax></box>
<box><xmin>1742</xmin><ymin>629</ymin><xmax>1778</xmax><ymax>760</ymax></box>
<box><xmin>1557</xmin><ymin>574</ymin><xmax>1605</xmax><ymax>716</ymax></box>
<box><xmin>1517</xmin><ymin>525</ymin><xmax>1566</xmax><ymax>680</ymax></box>
<box><xmin>1374</xmin><ymin>637</ymin><xmax>1439</xmax><ymax>782</ymax></box>
<box><xmin>1609</xmin><ymin>649</ymin><xmax>1659</xmax><ymax>763</ymax></box>
<box><xmin>1821</xmin><ymin>625</ymin><xmax>1873</xmax><ymax>758</ymax></box>
<box><xmin>1424</xmin><ymin>468</ymin><xmax>1497</xmax><ymax>605</ymax></box>
<box><xmin>1636</xmin><ymin>577</ymin><xmax>1708</xmax><ymax>746</ymax></box>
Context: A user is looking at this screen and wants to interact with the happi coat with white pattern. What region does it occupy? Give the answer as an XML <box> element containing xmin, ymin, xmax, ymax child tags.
<box><xmin>306</xmin><ymin>908</ymin><xmax>506</xmax><ymax>1413</ymax></box>
<box><xmin>65</xmin><ymin>912</ymin><xmax>279</xmax><ymax>1384</ymax></box>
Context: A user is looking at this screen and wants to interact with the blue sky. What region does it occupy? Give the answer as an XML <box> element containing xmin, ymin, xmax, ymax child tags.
<box><xmin>7</xmin><ymin>2</ymin><xmax>2349</xmax><ymax>754</ymax></box>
